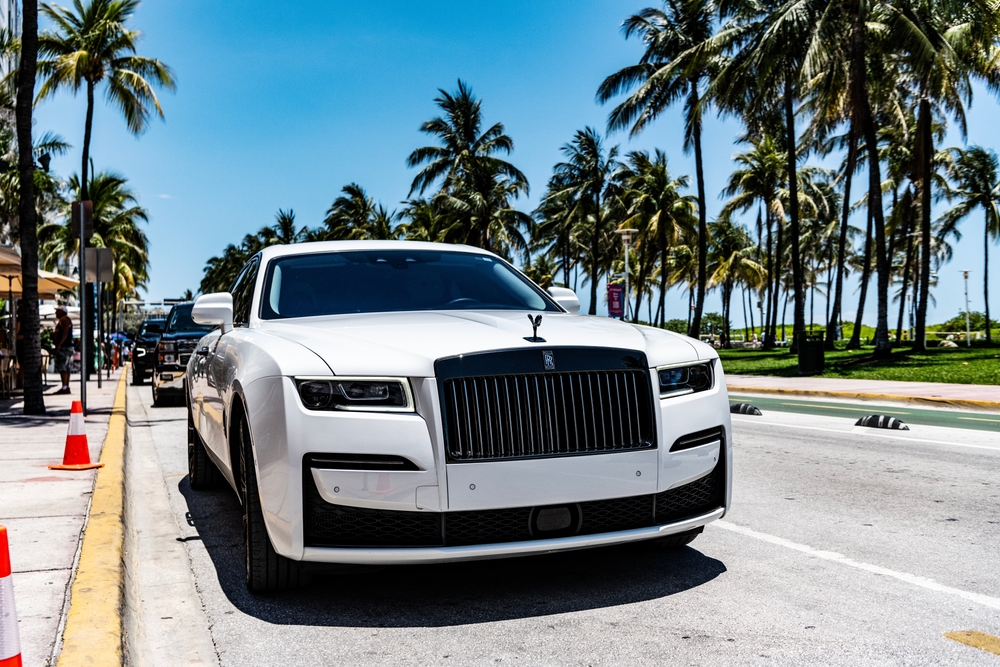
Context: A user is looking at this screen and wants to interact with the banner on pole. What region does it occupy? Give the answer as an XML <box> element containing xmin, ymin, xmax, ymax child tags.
<box><xmin>607</xmin><ymin>284</ymin><xmax>624</xmax><ymax>317</ymax></box>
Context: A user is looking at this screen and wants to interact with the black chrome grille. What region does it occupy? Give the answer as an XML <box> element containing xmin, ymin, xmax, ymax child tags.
<box><xmin>442</xmin><ymin>370</ymin><xmax>655</xmax><ymax>462</ymax></box>
<box><xmin>303</xmin><ymin>455</ymin><xmax>724</xmax><ymax>549</ymax></box>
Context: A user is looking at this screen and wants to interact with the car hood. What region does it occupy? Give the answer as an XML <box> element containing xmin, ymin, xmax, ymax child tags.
<box><xmin>256</xmin><ymin>310</ymin><xmax>711</xmax><ymax>377</ymax></box>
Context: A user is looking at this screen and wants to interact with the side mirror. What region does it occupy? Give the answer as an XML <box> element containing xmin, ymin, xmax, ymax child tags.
<box><xmin>192</xmin><ymin>292</ymin><xmax>234</xmax><ymax>333</ymax></box>
<box><xmin>548</xmin><ymin>286</ymin><xmax>581</xmax><ymax>314</ymax></box>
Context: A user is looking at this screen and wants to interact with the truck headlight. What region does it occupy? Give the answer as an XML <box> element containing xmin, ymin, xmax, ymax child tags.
<box><xmin>295</xmin><ymin>377</ymin><xmax>413</xmax><ymax>412</ymax></box>
<box><xmin>656</xmin><ymin>361</ymin><xmax>714</xmax><ymax>398</ymax></box>
<box><xmin>161</xmin><ymin>342</ymin><xmax>175</xmax><ymax>352</ymax></box>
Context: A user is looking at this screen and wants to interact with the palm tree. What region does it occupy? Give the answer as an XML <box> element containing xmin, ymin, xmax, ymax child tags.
<box><xmin>15</xmin><ymin>0</ymin><xmax>44</xmax><ymax>414</ymax></box>
<box><xmin>545</xmin><ymin>128</ymin><xmax>620</xmax><ymax>315</ymax></box>
<box><xmin>39</xmin><ymin>170</ymin><xmax>150</xmax><ymax>330</ymax></box>
<box><xmin>616</xmin><ymin>149</ymin><xmax>696</xmax><ymax>326</ymax></box>
<box><xmin>887</xmin><ymin>0</ymin><xmax>1000</xmax><ymax>351</ymax></box>
<box><xmin>260</xmin><ymin>209</ymin><xmax>304</xmax><ymax>245</ymax></box>
<box><xmin>323</xmin><ymin>183</ymin><xmax>376</xmax><ymax>240</ymax></box>
<box><xmin>708</xmin><ymin>217</ymin><xmax>764</xmax><ymax>347</ymax></box>
<box><xmin>38</xmin><ymin>0</ymin><xmax>175</xmax><ymax>201</ymax></box>
<box><xmin>940</xmin><ymin>146</ymin><xmax>1000</xmax><ymax>343</ymax></box>
<box><xmin>597</xmin><ymin>0</ymin><xmax>716</xmax><ymax>337</ymax></box>
<box><xmin>719</xmin><ymin>135</ymin><xmax>785</xmax><ymax>346</ymax></box>
<box><xmin>406</xmin><ymin>80</ymin><xmax>530</xmax><ymax>258</ymax></box>
<box><xmin>398</xmin><ymin>198</ymin><xmax>447</xmax><ymax>242</ymax></box>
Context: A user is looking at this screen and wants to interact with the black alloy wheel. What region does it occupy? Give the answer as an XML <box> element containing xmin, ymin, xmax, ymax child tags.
<box><xmin>236</xmin><ymin>409</ymin><xmax>303</xmax><ymax>593</ymax></box>
<box><xmin>131</xmin><ymin>369</ymin><xmax>143</xmax><ymax>385</ymax></box>
<box><xmin>187</xmin><ymin>385</ymin><xmax>221</xmax><ymax>489</ymax></box>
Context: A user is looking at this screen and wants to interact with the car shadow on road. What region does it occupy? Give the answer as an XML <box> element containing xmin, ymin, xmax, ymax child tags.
<box><xmin>179</xmin><ymin>477</ymin><xmax>727</xmax><ymax>628</ymax></box>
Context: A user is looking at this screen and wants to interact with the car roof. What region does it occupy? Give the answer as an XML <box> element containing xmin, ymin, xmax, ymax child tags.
<box><xmin>256</xmin><ymin>240</ymin><xmax>494</xmax><ymax>264</ymax></box>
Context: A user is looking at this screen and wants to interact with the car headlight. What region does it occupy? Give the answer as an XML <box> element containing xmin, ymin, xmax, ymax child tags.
<box><xmin>295</xmin><ymin>377</ymin><xmax>414</xmax><ymax>412</ymax></box>
<box><xmin>656</xmin><ymin>361</ymin><xmax>714</xmax><ymax>398</ymax></box>
<box><xmin>161</xmin><ymin>342</ymin><xmax>175</xmax><ymax>352</ymax></box>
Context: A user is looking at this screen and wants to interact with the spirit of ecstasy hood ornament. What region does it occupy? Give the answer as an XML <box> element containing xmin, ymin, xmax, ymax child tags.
<box><xmin>525</xmin><ymin>314</ymin><xmax>545</xmax><ymax>343</ymax></box>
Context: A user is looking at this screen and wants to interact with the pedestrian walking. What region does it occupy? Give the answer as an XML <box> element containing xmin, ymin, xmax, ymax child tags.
<box><xmin>53</xmin><ymin>306</ymin><xmax>73</xmax><ymax>394</ymax></box>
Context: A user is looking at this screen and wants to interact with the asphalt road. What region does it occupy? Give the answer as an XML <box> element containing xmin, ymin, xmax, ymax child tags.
<box><xmin>127</xmin><ymin>383</ymin><xmax>1000</xmax><ymax>666</ymax></box>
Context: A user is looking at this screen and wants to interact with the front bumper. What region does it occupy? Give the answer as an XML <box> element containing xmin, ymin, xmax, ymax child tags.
<box><xmin>243</xmin><ymin>365</ymin><xmax>733</xmax><ymax>563</ymax></box>
<box><xmin>154</xmin><ymin>368</ymin><xmax>186</xmax><ymax>394</ymax></box>
<box><xmin>302</xmin><ymin>507</ymin><xmax>723</xmax><ymax>565</ymax></box>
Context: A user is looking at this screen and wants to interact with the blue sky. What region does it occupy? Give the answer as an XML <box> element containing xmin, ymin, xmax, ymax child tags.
<box><xmin>32</xmin><ymin>0</ymin><xmax>1000</xmax><ymax>328</ymax></box>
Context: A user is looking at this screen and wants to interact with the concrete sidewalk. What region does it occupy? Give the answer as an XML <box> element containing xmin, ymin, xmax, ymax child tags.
<box><xmin>726</xmin><ymin>374</ymin><xmax>1000</xmax><ymax>410</ymax></box>
<box><xmin>0</xmin><ymin>369</ymin><xmax>123</xmax><ymax>666</ymax></box>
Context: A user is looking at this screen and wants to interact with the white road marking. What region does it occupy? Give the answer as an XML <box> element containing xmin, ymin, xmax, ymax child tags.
<box><xmin>712</xmin><ymin>520</ymin><xmax>1000</xmax><ymax>611</ymax></box>
<box><xmin>731</xmin><ymin>416</ymin><xmax>1000</xmax><ymax>452</ymax></box>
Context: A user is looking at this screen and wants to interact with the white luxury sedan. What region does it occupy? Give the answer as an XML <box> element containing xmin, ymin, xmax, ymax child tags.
<box><xmin>185</xmin><ymin>240</ymin><xmax>732</xmax><ymax>592</ymax></box>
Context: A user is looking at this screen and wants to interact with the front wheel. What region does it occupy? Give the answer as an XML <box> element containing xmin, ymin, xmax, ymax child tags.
<box><xmin>236</xmin><ymin>410</ymin><xmax>303</xmax><ymax>593</ymax></box>
<box><xmin>152</xmin><ymin>383</ymin><xmax>165</xmax><ymax>407</ymax></box>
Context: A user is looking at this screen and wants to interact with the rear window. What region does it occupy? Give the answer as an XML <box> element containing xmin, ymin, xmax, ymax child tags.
<box><xmin>166</xmin><ymin>305</ymin><xmax>215</xmax><ymax>334</ymax></box>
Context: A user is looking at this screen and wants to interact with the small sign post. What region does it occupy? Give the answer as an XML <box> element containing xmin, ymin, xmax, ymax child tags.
<box><xmin>608</xmin><ymin>284</ymin><xmax>624</xmax><ymax>318</ymax></box>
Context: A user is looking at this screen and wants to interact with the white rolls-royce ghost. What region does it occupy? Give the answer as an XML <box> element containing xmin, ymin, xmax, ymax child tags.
<box><xmin>185</xmin><ymin>241</ymin><xmax>732</xmax><ymax>592</ymax></box>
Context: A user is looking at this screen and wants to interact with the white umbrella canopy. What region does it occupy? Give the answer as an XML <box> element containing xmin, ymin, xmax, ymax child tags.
<box><xmin>0</xmin><ymin>245</ymin><xmax>79</xmax><ymax>299</ymax></box>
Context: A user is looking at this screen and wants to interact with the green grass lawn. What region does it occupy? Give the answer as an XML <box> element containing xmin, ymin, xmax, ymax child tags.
<box><xmin>717</xmin><ymin>343</ymin><xmax>1000</xmax><ymax>385</ymax></box>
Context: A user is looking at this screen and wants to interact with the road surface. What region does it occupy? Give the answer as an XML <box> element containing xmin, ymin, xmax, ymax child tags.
<box><xmin>125</xmin><ymin>384</ymin><xmax>1000</xmax><ymax>665</ymax></box>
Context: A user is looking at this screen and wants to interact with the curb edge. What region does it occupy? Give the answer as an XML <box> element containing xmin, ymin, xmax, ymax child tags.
<box><xmin>726</xmin><ymin>385</ymin><xmax>1000</xmax><ymax>412</ymax></box>
<box><xmin>56</xmin><ymin>372</ymin><xmax>128</xmax><ymax>667</ymax></box>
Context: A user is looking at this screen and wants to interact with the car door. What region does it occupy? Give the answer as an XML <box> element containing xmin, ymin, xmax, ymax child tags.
<box><xmin>204</xmin><ymin>256</ymin><xmax>260</xmax><ymax>466</ymax></box>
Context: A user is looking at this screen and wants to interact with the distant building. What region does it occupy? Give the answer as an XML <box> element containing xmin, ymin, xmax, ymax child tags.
<box><xmin>0</xmin><ymin>0</ymin><xmax>18</xmax><ymax>77</ymax></box>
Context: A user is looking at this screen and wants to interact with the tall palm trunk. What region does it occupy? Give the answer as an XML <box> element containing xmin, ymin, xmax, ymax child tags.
<box><xmin>770</xmin><ymin>211</ymin><xmax>783</xmax><ymax>345</ymax></box>
<box><xmin>895</xmin><ymin>205</ymin><xmax>915</xmax><ymax>343</ymax></box>
<box><xmin>827</xmin><ymin>121</ymin><xmax>857</xmax><ymax>348</ymax></box>
<box><xmin>589</xmin><ymin>208</ymin><xmax>600</xmax><ymax>316</ymax></box>
<box><xmin>689</xmin><ymin>80</ymin><xmax>707</xmax><ymax>339</ymax></box>
<box><xmin>633</xmin><ymin>244</ymin><xmax>648</xmax><ymax>324</ymax></box>
<box><xmin>17</xmin><ymin>0</ymin><xmax>43</xmax><ymax>415</ymax></box>
<box><xmin>984</xmin><ymin>211</ymin><xmax>992</xmax><ymax>343</ymax></box>
<box><xmin>847</xmin><ymin>0</ymin><xmax>890</xmax><ymax>358</ymax></box>
<box><xmin>658</xmin><ymin>213</ymin><xmax>668</xmax><ymax>327</ymax></box>
<box><xmin>763</xmin><ymin>209</ymin><xmax>774</xmax><ymax>348</ymax></box>
<box><xmin>848</xmin><ymin>206</ymin><xmax>873</xmax><ymax>349</ymax></box>
<box><xmin>914</xmin><ymin>96</ymin><xmax>932</xmax><ymax>352</ymax></box>
<box><xmin>783</xmin><ymin>72</ymin><xmax>805</xmax><ymax>352</ymax></box>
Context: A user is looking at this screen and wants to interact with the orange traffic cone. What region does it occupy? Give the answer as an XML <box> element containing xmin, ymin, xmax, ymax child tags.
<box><xmin>0</xmin><ymin>526</ymin><xmax>22</xmax><ymax>667</ymax></box>
<box><xmin>49</xmin><ymin>401</ymin><xmax>104</xmax><ymax>471</ymax></box>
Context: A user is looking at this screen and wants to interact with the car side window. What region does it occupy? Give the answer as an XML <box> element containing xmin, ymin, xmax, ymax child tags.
<box><xmin>231</xmin><ymin>257</ymin><xmax>260</xmax><ymax>327</ymax></box>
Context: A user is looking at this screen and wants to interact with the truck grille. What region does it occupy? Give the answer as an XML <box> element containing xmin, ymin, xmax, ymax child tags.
<box><xmin>442</xmin><ymin>370</ymin><xmax>655</xmax><ymax>462</ymax></box>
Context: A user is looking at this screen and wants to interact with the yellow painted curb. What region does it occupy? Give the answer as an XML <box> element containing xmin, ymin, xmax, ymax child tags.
<box><xmin>726</xmin><ymin>385</ymin><xmax>1000</xmax><ymax>412</ymax></box>
<box><xmin>57</xmin><ymin>372</ymin><xmax>128</xmax><ymax>667</ymax></box>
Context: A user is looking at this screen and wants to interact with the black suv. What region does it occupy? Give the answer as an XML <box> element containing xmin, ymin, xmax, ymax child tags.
<box><xmin>131</xmin><ymin>318</ymin><xmax>165</xmax><ymax>385</ymax></box>
<box><xmin>152</xmin><ymin>303</ymin><xmax>215</xmax><ymax>407</ymax></box>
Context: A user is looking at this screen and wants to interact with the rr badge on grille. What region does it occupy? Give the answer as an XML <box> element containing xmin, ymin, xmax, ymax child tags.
<box><xmin>542</xmin><ymin>350</ymin><xmax>555</xmax><ymax>371</ymax></box>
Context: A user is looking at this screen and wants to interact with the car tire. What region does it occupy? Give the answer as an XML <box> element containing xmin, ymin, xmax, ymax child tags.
<box><xmin>131</xmin><ymin>370</ymin><xmax>143</xmax><ymax>385</ymax></box>
<box><xmin>236</xmin><ymin>410</ymin><xmax>303</xmax><ymax>593</ymax></box>
<box><xmin>646</xmin><ymin>526</ymin><xmax>703</xmax><ymax>550</ymax></box>
<box><xmin>188</xmin><ymin>390</ymin><xmax>221</xmax><ymax>489</ymax></box>
<box><xmin>152</xmin><ymin>384</ymin><xmax>164</xmax><ymax>407</ymax></box>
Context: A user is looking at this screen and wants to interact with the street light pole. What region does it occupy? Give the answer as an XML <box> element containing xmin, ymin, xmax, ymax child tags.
<box><xmin>962</xmin><ymin>270</ymin><xmax>971</xmax><ymax>347</ymax></box>
<box><xmin>616</xmin><ymin>229</ymin><xmax>637</xmax><ymax>322</ymax></box>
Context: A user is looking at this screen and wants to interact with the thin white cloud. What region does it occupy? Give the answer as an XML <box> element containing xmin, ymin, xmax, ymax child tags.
<box><xmin>158</xmin><ymin>194</ymin><xmax>172</xmax><ymax>199</ymax></box>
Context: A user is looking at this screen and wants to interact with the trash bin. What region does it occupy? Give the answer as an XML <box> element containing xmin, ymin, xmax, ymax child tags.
<box><xmin>797</xmin><ymin>331</ymin><xmax>825</xmax><ymax>376</ymax></box>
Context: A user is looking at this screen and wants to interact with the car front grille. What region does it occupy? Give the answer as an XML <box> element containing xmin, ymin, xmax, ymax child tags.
<box><xmin>441</xmin><ymin>370</ymin><xmax>655</xmax><ymax>462</ymax></box>
<box><xmin>302</xmin><ymin>449</ymin><xmax>725</xmax><ymax>549</ymax></box>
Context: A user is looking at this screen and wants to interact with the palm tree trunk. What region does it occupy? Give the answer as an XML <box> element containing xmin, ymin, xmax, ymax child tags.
<box><xmin>723</xmin><ymin>281</ymin><xmax>732</xmax><ymax>348</ymax></box>
<box><xmin>985</xmin><ymin>210</ymin><xmax>992</xmax><ymax>343</ymax></box>
<box><xmin>742</xmin><ymin>286</ymin><xmax>749</xmax><ymax>342</ymax></box>
<box><xmin>16</xmin><ymin>0</ymin><xmax>43</xmax><ymax>415</ymax></box>
<box><xmin>847</xmin><ymin>0</ymin><xmax>890</xmax><ymax>358</ymax></box>
<box><xmin>689</xmin><ymin>80</ymin><xmax>707</xmax><ymax>339</ymax></box>
<box><xmin>827</xmin><ymin>123</ymin><xmax>855</xmax><ymax>349</ymax></box>
<box><xmin>914</xmin><ymin>96</ymin><xmax>932</xmax><ymax>352</ymax></box>
<box><xmin>783</xmin><ymin>72</ymin><xmax>805</xmax><ymax>353</ymax></box>
<box><xmin>659</xmin><ymin>223</ymin><xmax>668</xmax><ymax>327</ymax></box>
<box><xmin>847</xmin><ymin>205</ymin><xmax>873</xmax><ymax>349</ymax></box>
<box><xmin>763</xmin><ymin>209</ymin><xmax>774</xmax><ymax>348</ymax></box>
<box><xmin>633</xmin><ymin>245</ymin><xmax>647</xmax><ymax>324</ymax></box>
<box><xmin>895</xmin><ymin>208</ymin><xmax>915</xmax><ymax>344</ymax></box>
<box><xmin>770</xmin><ymin>212</ymin><xmax>784</xmax><ymax>345</ymax></box>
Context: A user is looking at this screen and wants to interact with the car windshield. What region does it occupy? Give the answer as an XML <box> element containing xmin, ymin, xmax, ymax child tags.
<box><xmin>166</xmin><ymin>305</ymin><xmax>215</xmax><ymax>333</ymax></box>
<box><xmin>139</xmin><ymin>320</ymin><xmax>164</xmax><ymax>336</ymax></box>
<box><xmin>260</xmin><ymin>250</ymin><xmax>558</xmax><ymax>319</ymax></box>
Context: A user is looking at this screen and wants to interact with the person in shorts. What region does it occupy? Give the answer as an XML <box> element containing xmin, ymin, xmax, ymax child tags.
<box><xmin>53</xmin><ymin>306</ymin><xmax>73</xmax><ymax>394</ymax></box>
